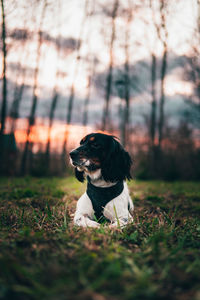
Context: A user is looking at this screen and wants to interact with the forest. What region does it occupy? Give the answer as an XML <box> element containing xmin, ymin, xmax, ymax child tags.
<box><xmin>0</xmin><ymin>0</ymin><xmax>199</xmax><ymax>179</ymax></box>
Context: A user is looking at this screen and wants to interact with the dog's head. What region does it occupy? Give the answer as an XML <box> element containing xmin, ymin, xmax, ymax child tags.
<box><xmin>69</xmin><ymin>133</ymin><xmax>132</xmax><ymax>182</ymax></box>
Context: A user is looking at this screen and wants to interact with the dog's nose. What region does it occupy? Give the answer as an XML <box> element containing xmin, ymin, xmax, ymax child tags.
<box><xmin>70</xmin><ymin>150</ymin><xmax>78</xmax><ymax>159</ymax></box>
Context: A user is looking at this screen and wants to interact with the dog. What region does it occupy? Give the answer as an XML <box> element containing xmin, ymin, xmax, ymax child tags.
<box><xmin>69</xmin><ymin>132</ymin><xmax>134</xmax><ymax>228</ymax></box>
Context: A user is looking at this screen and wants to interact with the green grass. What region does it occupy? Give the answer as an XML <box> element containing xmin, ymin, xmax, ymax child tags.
<box><xmin>0</xmin><ymin>177</ymin><xmax>200</xmax><ymax>300</ymax></box>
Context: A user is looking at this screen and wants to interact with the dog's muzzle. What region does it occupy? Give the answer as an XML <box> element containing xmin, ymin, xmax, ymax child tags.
<box><xmin>69</xmin><ymin>150</ymin><xmax>89</xmax><ymax>167</ymax></box>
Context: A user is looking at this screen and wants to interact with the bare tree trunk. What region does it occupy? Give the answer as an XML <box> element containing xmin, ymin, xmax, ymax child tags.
<box><xmin>20</xmin><ymin>1</ymin><xmax>47</xmax><ymax>175</ymax></box>
<box><xmin>192</xmin><ymin>0</ymin><xmax>200</xmax><ymax>103</ymax></box>
<box><xmin>0</xmin><ymin>0</ymin><xmax>7</xmax><ymax>172</ymax></box>
<box><xmin>154</xmin><ymin>0</ymin><xmax>168</xmax><ymax>149</ymax></box>
<box><xmin>45</xmin><ymin>91</ymin><xmax>58</xmax><ymax>165</ymax></box>
<box><xmin>9</xmin><ymin>34</ymin><xmax>30</xmax><ymax>133</ymax></box>
<box><xmin>10</xmin><ymin>17</ymin><xmax>33</xmax><ymax>135</ymax></box>
<box><xmin>45</xmin><ymin>0</ymin><xmax>61</xmax><ymax>171</ymax></box>
<box><xmin>183</xmin><ymin>0</ymin><xmax>200</xmax><ymax>128</ymax></box>
<box><xmin>83</xmin><ymin>75</ymin><xmax>91</xmax><ymax>126</ymax></box>
<box><xmin>0</xmin><ymin>0</ymin><xmax>7</xmax><ymax>137</ymax></box>
<box><xmin>121</xmin><ymin>1</ymin><xmax>132</xmax><ymax>147</ymax></box>
<box><xmin>149</xmin><ymin>0</ymin><xmax>168</xmax><ymax>149</ymax></box>
<box><xmin>62</xmin><ymin>0</ymin><xmax>89</xmax><ymax>158</ymax></box>
<box><xmin>158</xmin><ymin>1</ymin><xmax>168</xmax><ymax>149</ymax></box>
<box><xmin>158</xmin><ymin>47</ymin><xmax>167</xmax><ymax>147</ymax></box>
<box><xmin>10</xmin><ymin>67</ymin><xmax>26</xmax><ymax>133</ymax></box>
<box><xmin>62</xmin><ymin>84</ymin><xmax>74</xmax><ymax>155</ymax></box>
<box><xmin>150</xmin><ymin>53</ymin><xmax>157</xmax><ymax>146</ymax></box>
<box><xmin>198</xmin><ymin>0</ymin><xmax>200</xmax><ymax>33</ymax></box>
<box><xmin>122</xmin><ymin>68</ymin><xmax>130</xmax><ymax>147</ymax></box>
<box><xmin>83</xmin><ymin>57</ymin><xmax>96</xmax><ymax>126</ymax></box>
<box><xmin>82</xmin><ymin>1</ymin><xmax>96</xmax><ymax>127</ymax></box>
<box><xmin>101</xmin><ymin>0</ymin><xmax>119</xmax><ymax>131</ymax></box>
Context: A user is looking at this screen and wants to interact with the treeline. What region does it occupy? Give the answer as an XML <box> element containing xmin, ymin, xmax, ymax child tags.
<box><xmin>0</xmin><ymin>0</ymin><xmax>200</xmax><ymax>179</ymax></box>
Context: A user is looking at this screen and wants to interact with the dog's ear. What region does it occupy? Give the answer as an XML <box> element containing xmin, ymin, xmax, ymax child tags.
<box><xmin>75</xmin><ymin>168</ymin><xmax>85</xmax><ymax>182</ymax></box>
<box><xmin>101</xmin><ymin>138</ymin><xmax>132</xmax><ymax>182</ymax></box>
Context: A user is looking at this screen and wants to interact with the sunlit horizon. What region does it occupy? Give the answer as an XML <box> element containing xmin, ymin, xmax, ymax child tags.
<box><xmin>0</xmin><ymin>0</ymin><xmax>199</xmax><ymax>154</ymax></box>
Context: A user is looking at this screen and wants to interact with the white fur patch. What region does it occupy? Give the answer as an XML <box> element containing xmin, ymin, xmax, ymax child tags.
<box><xmin>85</xmin><ymin>169</ymin><xmax>102</xmax><ymax>181</ymax></box>
<box><xmin>84</xmin><ymin>160</ymin><xmax>90</xmax><ymax>166</ymax></box>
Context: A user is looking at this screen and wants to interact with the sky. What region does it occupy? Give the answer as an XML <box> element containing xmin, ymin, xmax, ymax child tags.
<box><xmin>0</xmin><ymin>0</ymin><xmax>199</xmax><ymax>148</ymax></box>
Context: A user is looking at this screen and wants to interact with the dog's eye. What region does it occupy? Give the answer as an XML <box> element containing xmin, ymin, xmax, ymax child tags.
<box><xmin>91</xmin><ymin>143</ymin><xmax>100</xmax><ymax>149</ymax></box>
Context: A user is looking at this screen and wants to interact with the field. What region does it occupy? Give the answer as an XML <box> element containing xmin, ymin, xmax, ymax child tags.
<box><xmin>0</xmin><ymin>177</ymin><xmax>200</xmax><ymax>300</ymax></box>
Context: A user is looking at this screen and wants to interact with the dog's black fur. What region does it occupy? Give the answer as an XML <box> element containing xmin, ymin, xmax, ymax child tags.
<box><xmin>70</xmin><ymin>133</ymin><xmax>132</xmax><ymax>183</ymax></box>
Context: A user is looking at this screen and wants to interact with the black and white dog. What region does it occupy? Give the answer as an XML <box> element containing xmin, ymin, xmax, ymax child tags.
<box><xmin>70</xmin><ymin>133</ymin><xmax>134</xmax><ymax>228</ymax></box>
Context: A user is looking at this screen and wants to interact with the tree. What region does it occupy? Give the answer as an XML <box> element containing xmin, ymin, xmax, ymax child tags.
<box><xmin>148</xmin><ymin>0</ymin><xmax>158</xmax><ymax>147</ymax></box>
<box><xmin>156</xmin><ymin>0</ymin><xmax>169</xmax><ymax>149</ymax></box>
<box><xmin>0</xmin><ymin>0</ymin><xmax>7</xmax><ymax>137</ymax></box>
<box><xmin>83</xmin><ymin>59</ymin><xmax>95</xmax><ymax>126</ymax></box>
<box><xmin>0</xmin><ymin>0</ymin><xmax>8</xmax><ymax>172</ymax></box>
<box><xmin>45</xmin><ymin>91</ymin><xmax>58</xmax><ymax>168</ymax></box>
<box><xmin>184</xmin><ymin>0</ymin><xmax>200</xmax><ymax>128</ymax></box>
<box><xmin>121</xmin><ymin>0</ymin><xmax>133</xmax><ymax>147</ymax></box>
<box><xmin>20</xmin><ymin>0</ymin><xmax>47</xmax><ymax>175</ymax></box>
<box><xmin>115</xmin><ymin>0</ymin><xmax>133</xmax><ymax>147</ymax></box>
<box><xmin>9</xmin><ymin>43</ymin><xmax>29</xmax><ymax>133</ymax></box>
<box><xmin>150</xmin><ymin>53</ymin><xmax>157</xmax><ymax>146</ymax></box>
<box><xmin>62</xmin><ymin>0</ymin><xmax>89</xmax><ymax>158</ymax></box>
<box><xmin>101</xmin><ymin>0</ymin><xmax>119</xmax><ymax>131</ymax></box>
<box><xmin>45</xmin><ymin>0</ymin><xmax>62</xmax><ymax>170</ymax></box>
<box><xmin>82</xmin><ymin>1</ymin><xmax>96</xmax><ymax>127</ymax></box>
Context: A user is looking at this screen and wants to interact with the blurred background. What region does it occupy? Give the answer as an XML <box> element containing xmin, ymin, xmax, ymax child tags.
<box><xmin>0</xmin><ymin>0</ymin><xmax>199</xmax><ymax>179</ymax></box>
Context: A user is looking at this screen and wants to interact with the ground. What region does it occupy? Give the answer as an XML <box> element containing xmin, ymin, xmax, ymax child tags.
<box><xmin>0</xmin><ymin>177</ymin><xmax>200</xmax><ymax>300</ymax></box>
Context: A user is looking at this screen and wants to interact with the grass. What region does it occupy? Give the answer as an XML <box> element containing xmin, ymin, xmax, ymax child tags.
<box><xmin>0</xmin><ymin>177</ymin><xmax>200</xmax><ymax>300</ymax></box>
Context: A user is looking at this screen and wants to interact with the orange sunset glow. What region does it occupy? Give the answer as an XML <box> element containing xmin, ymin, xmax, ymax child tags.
<box><xmin>5</xmin><ymin>118</ymin><xmax>94</xmax><ymax>152</ymax></box>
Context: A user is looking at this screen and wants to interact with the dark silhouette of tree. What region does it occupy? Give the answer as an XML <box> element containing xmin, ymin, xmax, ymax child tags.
<box><xmin>82</xmin><ymin>1</ymin><xmax>96</xmax><ymax>127</ymax></box>
<box><xmin>45</xmin><ymin>0</ymin><xmax>61</xmax><ymax>170</ymax></box>
<box><xmin>83</xmin><ymin>60</ymin><xmax>96</xmax><ymax>126</ymax></box>
<box><xmin>9</xmin><ymin>50</ymin><xmax>29</xmax><ymax>133</ymax></box>
<box><xmin>184</xmin><ymin>0</ymin><xmax>200</xmax><ymax>128</ymax></box>
<box><xmin>45</xmin><ymin>91</ymin><xmax>58</xmax><ymax>167</ymax></box>
<box><xmin>0</xmin><ymin>0</ymin><xmax>8</xmax><ymax>172</ymax></box>
<box><xmin>121</xmin><ymin>0</ymin><xmax>133</xmax><ymax>147</ymax></box>
<box><xmin>115</xmin><ymin>1</ymin><xmax>133</xmax><ymax>147</ymax></box>
<box><xmin>101</xmin><ymin>0</ymin><xmax>119</xmax><ymax>131</ymax></box>
<box><xmin>0</xmin><ymin>0</ymin><xmax>7</xmax><ymax>137</ymax></box>
<box><xmin>148</xmin><ymin>0</ymin><xmax>169</xmax><ymax>149</ymax></box>
<box><xmin>9</xmin><ymin>72</ymin><xmax>26</xmax><ymax>133</ymax></box>
<box><xmin>147</xmin><ymin>0</ymin><xmax>158</xmax><ymax>147</ymax></box>
<box><xmin>20</xmin><ymin>0</ymin><xmax>47</xmax><ymax>175</ymax></box>
<box><xmin>150</xmin><ymin>53</ymin><xmax>157</xmax><ymax>146</ymax></box>
<box><xmin>156</xmin><ymin>0</ymin><xmax>169</xmax><ymax>149</ymax></box>
<box><xmin>9</xmin><ymin>22</ymin><xmax>32</xmax><ymax>134</ymax></box>
<box><xmin>62</xmin><ymin>0</ymin><xmax>89</xmax><ymax>159</ymax></box>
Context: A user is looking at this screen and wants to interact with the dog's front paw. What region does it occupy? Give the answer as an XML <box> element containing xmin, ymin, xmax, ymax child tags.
<box><xmin>109</xmin><ymin>218</ymin><xmax>130</xmax><ymax>229</ymax></box>
<box><xmin>74</xmin><ymin>216</ymin><xmax>100</xmax><ymax>228</ymax></box>
<box><xmin>109</xmin><ymin>222</ymin><xmax>122</xmax><ymax>229</ymax></box>
<box><xmin>85</xmin><ymin>219</ymin><xmax>100</xmax><ymax>228</ymax></box>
